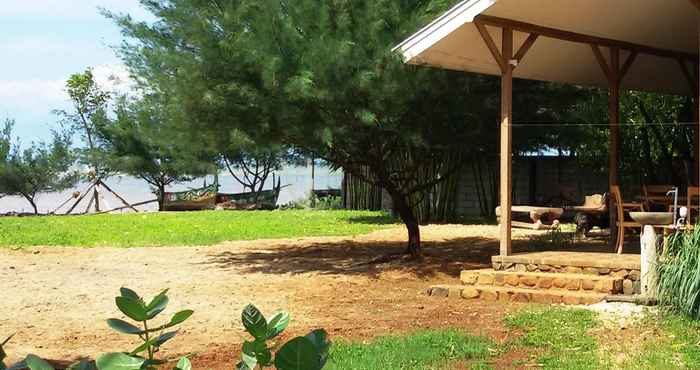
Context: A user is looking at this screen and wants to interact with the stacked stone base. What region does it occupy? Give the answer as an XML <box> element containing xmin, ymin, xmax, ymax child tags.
<box><xmin>427</xmin><ymin>254</ymin><xmax>640</xmax><ymax>305</ymax></box>
<box><xmin>427</xmin><ymin>284</ymin><xmax>608</xmax><ymax>305</ymax></box>
<box><xmin>492</xmin><ymin>260</ymin><xmax>641</xmax><ymax>295</ymax></box>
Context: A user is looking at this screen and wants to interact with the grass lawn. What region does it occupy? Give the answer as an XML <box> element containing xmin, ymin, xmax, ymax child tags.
<box><xmin>502</xmin><ymin>307</ymin><xmax>700</xmax><ymax>370</ymax></box>
<box><xmin>0</xmin><ymin>210</ymin><xmax>396</xmax><ymax>248</ymax></box>
<box><xmin>328</xmin><ymin>330</ymin><xmax>493</xmax><ymax>370</ymax></box>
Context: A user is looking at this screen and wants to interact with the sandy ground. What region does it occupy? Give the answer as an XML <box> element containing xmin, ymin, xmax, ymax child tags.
<box><xmin>1</xmin><ymin>224</ymin><xmax>549</xmax><ymax>368</ymax></box>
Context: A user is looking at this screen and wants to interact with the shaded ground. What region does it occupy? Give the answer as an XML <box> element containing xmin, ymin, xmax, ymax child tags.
<box><xmin>1</xmin><ymin>224</ymin><xmax>620</xmax><ymax>368</ymax></box>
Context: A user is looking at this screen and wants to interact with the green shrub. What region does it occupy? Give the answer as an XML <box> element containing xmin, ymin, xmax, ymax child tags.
<box><xmin>657</xmin><ymin>227</ymin><xmax>700</xmax><ymax>319</ymax></box>
<box><xmin>236</xmin><ymin>304</ymin><xmax>329</xmax><ymax>370</ymax></box>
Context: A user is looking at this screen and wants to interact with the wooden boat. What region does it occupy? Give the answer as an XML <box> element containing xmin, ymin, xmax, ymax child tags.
<box><xmin>162</xmin><ymin>178</ymin><xmax>283</xmax><ymax>211</ymax></box>
<box><xmin>162</xmin><ymin>184</ymin><xmax>218</xmax><ymax>211</ymax></box>
<box><xmin>216</xmin><ymin>179</ymin><xmax>283</xmax><ymax>210</ymax></box>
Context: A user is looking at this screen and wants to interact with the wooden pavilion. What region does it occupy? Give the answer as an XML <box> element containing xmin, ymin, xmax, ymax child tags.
<box><xmin>396</xmin><ymin>1</ymin><xmax>700</xmax><ymax>302</ymax></box>
<box><xmin>396</xmin><ymin>0</ymin><xmax>700</xmax><ymax>257</ymax></box>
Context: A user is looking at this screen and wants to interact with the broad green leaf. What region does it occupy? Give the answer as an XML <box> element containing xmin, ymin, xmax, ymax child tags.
<box><xmin>243</xmin><ymin>340</ymin><xmax>271</xmax><ymax>367</ymax></box>
<box><xmin>274</xmin><ymin>337</ymin><xmax>320</xmax><ymax>370</ymax></box>
<box><xmin>96</xmin><ymin>353</ymin><xmax>145</xmax><ymax>370</ymax></box>
<box><xmin>305</xmin><ymin>329</ymin><xmax>330</xmax><ymax>368</ymax></box>
<box><xmin>234</xmin><ymin>361</ymin><xmax>252</xmax><ymax>370</ymax></box>
<box><xmin>115</xmin><ymin>297</ymin><xmax>148</xmax><ymax>322</ymax></box>
<box><xmin>266</xmin><ymin>311</ymin><xmax>290</xmax><ymax>339</ymax></box>
<box><xmin>239</xmin><ymin>343</ymin><xmax>257</xmax><ymax>370</ymax></box>
<box><xmin>145</xmin><ymin>289</ymin><xmax>169</xmax><ymax>319</ymax></box>
<box><xmin>163</xmin><ymin>310</ymin><xmax>193</xmax><ymax>329</ymax></box>
<box><xmin>242</xmin><ymin>304</ymin><xmax>267</xmax><ymax>340</ymax></box>
<box><xmin>106</xmin><ymin>319</ymin><xmax>143</xmax><ymax>335</ymax></box>
<box><xmin>119</xmin><ymin>288</ymin><xmax>141</xmax><ymax>301</ymax></box>
<box><xmin>130</xmin><ymin>338</ymin><xmax>156</xmax><ymax>356</ymax></box>
<box><xmin>67</xmin><ymin>359</ymin><xmax>97</xmax><ymax>370</ymax></box>
<box><xmin>25</xmin><ymin>355</ymin><xmax>54</xmax><ymax>370</ymax></box>
<box><xmin>154</xmin><ymin>331</ymin><xmax>178</xmax><ymax>347</ymax></box>
<box><xmin>174</xmin><ymin>357</ymin><xmax>191</xmax><ymax>370</ymax></box>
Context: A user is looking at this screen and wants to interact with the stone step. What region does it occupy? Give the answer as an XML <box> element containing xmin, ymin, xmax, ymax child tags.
<box><xmin>427</xmin><ymin>284</ymin><xmax>608</xmax><ymax>305</ymax></box>
<box><xmin>460</xmin><ymin>269</ymin><xmax>625</xmax><ymax>294</ymax></box>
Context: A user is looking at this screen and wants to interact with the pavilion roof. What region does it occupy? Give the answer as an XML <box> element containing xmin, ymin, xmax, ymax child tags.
<box><xmin>395</xmin><ymin>0</ymin><xmax>699</xmax><ymax>95</ymax></box>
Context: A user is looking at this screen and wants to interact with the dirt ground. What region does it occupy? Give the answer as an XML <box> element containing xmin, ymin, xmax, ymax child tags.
<box><xmin>2</xmin><ymin>225</ymin><xmax>559</xmax><ymax>368</ymax></box>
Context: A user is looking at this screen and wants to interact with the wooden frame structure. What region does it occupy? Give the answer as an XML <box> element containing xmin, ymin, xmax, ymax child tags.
<box><xmin>396</xmin><ymin>0</ymin><xmax>700</xmax><ymax>256</ymax></box>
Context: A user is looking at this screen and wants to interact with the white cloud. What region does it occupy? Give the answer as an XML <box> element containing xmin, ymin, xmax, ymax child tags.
<box><xmin>0</xmin><ymin>63</ymin><xmax>135</xmax><ymax>110</ymax></box>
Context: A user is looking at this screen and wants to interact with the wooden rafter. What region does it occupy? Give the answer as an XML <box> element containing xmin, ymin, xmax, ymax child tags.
<box><xmin>475</xmin><ymin>23</ymin><xmax>506</xmax><ymax>73</ymax></box>
<box><xmin>475</xmin><ymin>15</ymin><xmax>698</xmax><ymax>63</ymax></box>
<box><xmin>514</xmin><ymin>33</ymin><xmax>539</xmax><ymax>64</ymax></box>
<box><xmin>590</xmin><ymin>45</ymin><xmax>612</xmax><ymax>82</ymax></box>
<box><xmin>619</xmin><ymin>51</ymin><xmax>638</xmax><ymax>81</ymax></box>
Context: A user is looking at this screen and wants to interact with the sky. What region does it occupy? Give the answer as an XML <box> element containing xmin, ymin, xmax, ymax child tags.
<box><xmin>0</xmin><ymin>0</ymin><xmax>152</xmax><ymax>143</ymax></box>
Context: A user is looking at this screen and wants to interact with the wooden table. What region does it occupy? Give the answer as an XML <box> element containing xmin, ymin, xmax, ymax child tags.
<box><xmin>495</xmin><ymin>205</ymin><xmax>564</xmax><ymax>230</ymax></box>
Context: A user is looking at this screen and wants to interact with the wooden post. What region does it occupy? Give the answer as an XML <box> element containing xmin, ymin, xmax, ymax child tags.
<box><xmin>640</xmin><ymin>225</ymin><xmax>659</xmax><ymax>297</ymax></box>
<box><xmin>499</xmin><ymin>27</ymin><xmax>514</xmax><ymax>256</ymax></box>
<box><xmin>609</xmin><ymin>47</ymin><xmax>620</xmax><ymax>191</ymax></box>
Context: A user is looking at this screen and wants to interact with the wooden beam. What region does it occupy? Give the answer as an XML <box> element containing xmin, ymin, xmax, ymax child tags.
<box><xmin>499</xmin><ymin>27</ymin><xmax>514</xmax><ymax>257</ymax></box>
<box><xmin>619</xmin><ymin>51</ymin><xmax>638</xmax><ymax>81</ymax></box>
<box><xmin>590</xmin><ymin>45</ymin><xmax>612</xmax><ymax>82</ymax></box>
<box><xmin>475</xmin><ymin>15</ymin><xmax>699</xmax><ymax>63</ymax></box>
<box><xmin>609</xmin><ymin>47</ymin><xmax>621</xmax><ymax>251</ymax></box>
<box><xmin>514</xmin><ymin>33</ymin><xmax>539</xmax><ymax>64</ymax></box>
<box><xmin>475</xmin><ymin>23</ymin><xmax>506</xmax><ymax>73</ymax></box>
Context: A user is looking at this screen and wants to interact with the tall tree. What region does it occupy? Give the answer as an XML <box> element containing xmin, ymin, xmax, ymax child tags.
<box><xmin>56</xmin><ymin>69</ymin><xmax>112</xmax><ymax>179</ymax></box>
<box><xmin>97</xmin><ymin>97</ymin><xmax>215</xmax><ymax>210</ymax></box>
<box><xmin>106</xmin><ymin>0</ymin><xmax>583</xmax><ymax>257</ymax></box>
<box><xmin>0</xmin><ymin>120</ymin><xmax>78</xmax><ymax>214</ymax></box>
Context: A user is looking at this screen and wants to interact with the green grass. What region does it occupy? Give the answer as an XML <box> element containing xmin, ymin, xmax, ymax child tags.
<box><xmin>505</xmin><ymin>307</ymin><xmax>602</xmax><ymax>369</ymax></box>
<box><xmin>327</xmin><ymin>329</ymin><xmax>493</xmax><ymax>370</ymax></box>
<box><xmin>0</xmin><ymin>210</ymin><xmax>396</xmax><ymax>248</ymax></box>
<box><xmin>622</xmin><ymin>314</ymin><xmax>700</xmax><ymax>369</ymax></box>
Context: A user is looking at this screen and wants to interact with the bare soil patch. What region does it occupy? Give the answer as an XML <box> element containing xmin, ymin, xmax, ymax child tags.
<box><xmin>2</xmin><ymin>224</ymin><xmax>555</xmax><ymax>368</ymax></box>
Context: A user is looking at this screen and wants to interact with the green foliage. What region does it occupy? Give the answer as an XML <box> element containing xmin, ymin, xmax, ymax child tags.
<box><xmin>326</xmin><ymin>329</ymin><xmax>492</xmax><ymax>370</ymax></box>
<box><xmin>505</xmin><ymin>308</ymin><xmax>602</xmax><ymax>369</ymax></box>
<box><xmin>107</xmin><ymin>288</ymin><xmax>193</xmax><ymax>367</ymax></box>
<box><xmin>237</xmin><ymin>304</ymin><xmax>329</xmax><ymax>370</ymax></box>
<box><xmin>56</xmin><ymin>69</ymin><xmax>112</xmax><ymax>178</ymax></box>
<box><xmin>313</xmin><ymin>196</ymin><xmax>343</xmax><ymax>210</ymax></box>
<box><xmin>657</xmin><ymin>228</ymin><xmax>700</xmax><ymax>319</ymax></box>
<box><xmin>0</xmin><ymin>210</ymin><xmax>394</xmax><ymax>248</ymax></box>
<box><xmin>0</xmin><ymin>119</ymin><xmax>78</xmax><ymax>214</ymax></box>
<box><xmin>96</xmin><ymin>96</ymin><xmax>215</xmax><ymax>210</ymax></box>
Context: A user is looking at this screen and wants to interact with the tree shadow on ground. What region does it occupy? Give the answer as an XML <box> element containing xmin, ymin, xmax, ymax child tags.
<box><xmin>201</xmin><ymin>230</ymin><xmax>633</xmax><ymax>279</ymax></box>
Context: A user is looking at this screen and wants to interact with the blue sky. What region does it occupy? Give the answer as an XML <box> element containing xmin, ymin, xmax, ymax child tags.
<box><xmin>0</xmin><ymin>0</ymin><xmax>151</xmax><ymax>143</ymax></box>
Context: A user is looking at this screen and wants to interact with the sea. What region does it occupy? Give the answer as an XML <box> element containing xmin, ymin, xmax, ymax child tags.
<box><xmin>0</xmin><ymin>165</ymin><xmax>343</xmax><ymax>214</ymax></box>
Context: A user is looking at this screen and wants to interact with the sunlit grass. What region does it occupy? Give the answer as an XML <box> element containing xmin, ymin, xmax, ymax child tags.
<box><xmin>327</xmin><ymin>330</ymin><xmax>493</xmax><ymax>370</ymax></box>
<box><xmin>0</xmin><ymin>210</ymin><xmax>396</xmax><ymax>247</ymax></box>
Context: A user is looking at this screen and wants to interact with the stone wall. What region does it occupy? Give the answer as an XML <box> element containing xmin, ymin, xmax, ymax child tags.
<box><xmin>455</xmin><ymin>156</ymin><xmax>608</xmax><ymax>216</ymax></box>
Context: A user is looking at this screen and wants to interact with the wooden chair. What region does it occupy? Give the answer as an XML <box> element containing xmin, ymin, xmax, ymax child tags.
<box><xmin>687</xmin><ymin>186</ymin><xmax>700</xmax><ymax>226</ymax></box>
<box><xmin>643</xmin><ymin>184</ymin><xmax>674</xmax><ymax>211</ymax></box>
<box><xmin>611</xmin><ymin>185</ymin><xmax>645</xmax><ymax>254</ymax></box>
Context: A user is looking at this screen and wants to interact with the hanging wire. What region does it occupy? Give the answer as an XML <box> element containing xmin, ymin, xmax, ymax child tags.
<box><xmin>509</xmin><ymin>121</ymin><xmax>699</xmax><ymax>127</ymax></box>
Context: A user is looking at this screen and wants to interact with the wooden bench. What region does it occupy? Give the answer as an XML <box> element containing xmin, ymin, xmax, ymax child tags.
<box><xmin>495</xmin><ymin>205</ymin><xmax>564</xmax><ymax>230</ymax></box>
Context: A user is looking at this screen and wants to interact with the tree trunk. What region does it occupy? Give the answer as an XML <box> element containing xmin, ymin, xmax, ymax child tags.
<box><xmin>157</xmin><ymin>183</ymin><xmax>166</xmax><ymax>211</ymax></box>
<box><xmin>23</xmin><ymin>194</ymin><xmax>38</xmax><ymax>215</ymax></box>
<box><xmin>389</xmin><ymin>190</ymin><xmax>421</xmax><ymax>258</ymax></box>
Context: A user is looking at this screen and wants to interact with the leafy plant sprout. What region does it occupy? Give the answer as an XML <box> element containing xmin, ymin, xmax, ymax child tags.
<box><xmin>107</xmin><ymin>288</ymin><xmax>193</xmax><ymax>368</ymax></box>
